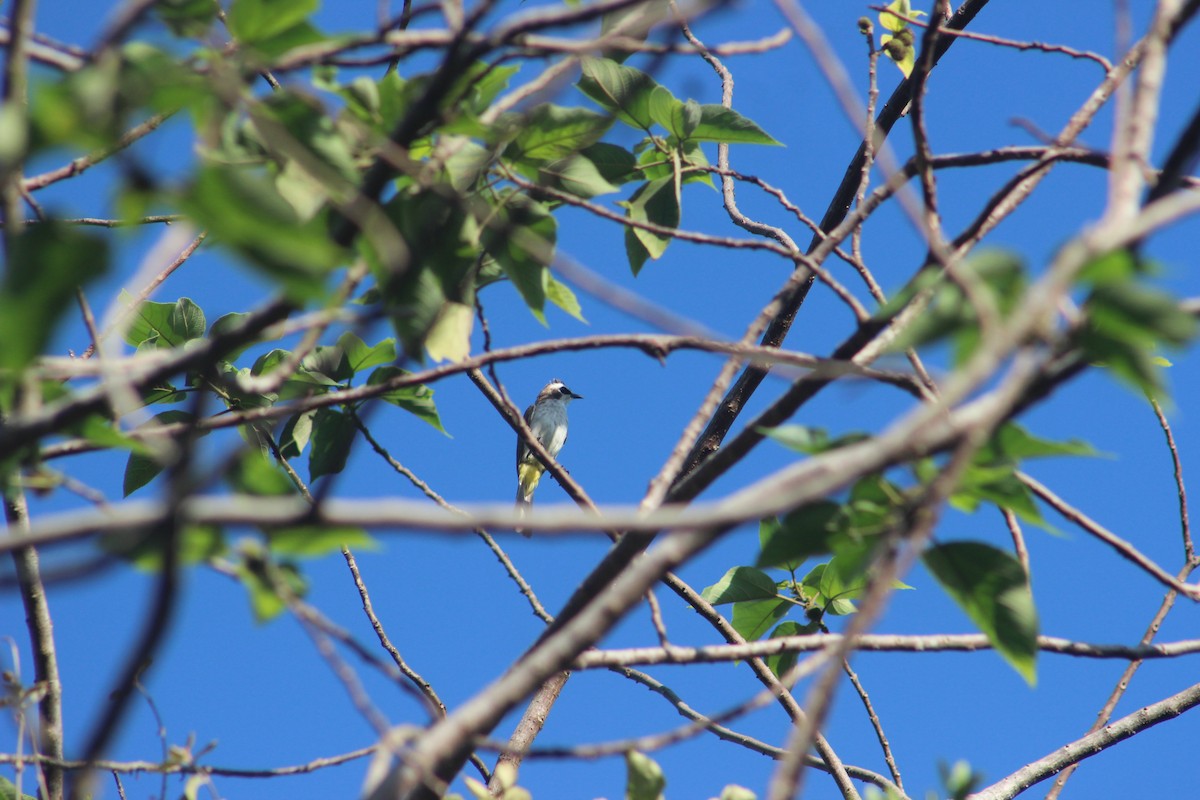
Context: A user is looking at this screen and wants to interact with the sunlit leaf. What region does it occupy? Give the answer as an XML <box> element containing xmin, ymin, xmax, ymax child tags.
<box><xmin>701</xmin><ymin>566</ymin><xmax>778</xmax><ymax>604</ymax></box>
<box><xmin>626</xmin><ymin>751</ymin><xmax>665</xmax><ymax>800</ymax></box>
<box><xmin>689</xmin><ymin>105</ymin><xmax>781</xmax><ymax>145</ymax></box>
<box><xmin>731</xmin><ymin>597</ymin><xmax>791</xmax><ymax>641</ymax></box>
<box><xmin>577</xmin><ymin>57</ymin><xmax>660</xmax><ymax>130</ymax></box>
<box><xmin>424</xmin><ymin>301</ymin><xmax>474</xmax><ymax>363</ymax></box>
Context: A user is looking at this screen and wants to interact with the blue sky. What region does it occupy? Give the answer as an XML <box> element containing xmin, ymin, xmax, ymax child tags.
<box><xmin>3</xmin><ymin>1</ymin><xmax>1200</xmax><ymax>799</ymax></box>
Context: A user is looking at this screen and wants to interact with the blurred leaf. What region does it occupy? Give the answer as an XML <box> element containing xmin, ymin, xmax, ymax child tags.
<box><xmin>718</xmin><ymin>786</ymin><xmax>758</xmax><ymax>800</ymax></box>
<box><xmin>949</xmin><ymin>464</ymin><xmax>1050</xmax><ymax>531</ymax></box>
<box><xmin>546</xmin><ymin>275</ymin><xmax>586</xmax><ymax>322</ymax></box>
<box><xmin>156</xmin><ymin>0</ymin><xmax>219</xmax><ymax>37</ymax></box>
<box><xmin>236</xmin><ymin>552</ymin><xmax>307</xmax><ymax>623</ymax></box>
<box><xmin>0</xmin><ymin>775</ymin><xmax>39</xmax><ymax>800</ymax></box>
<box><xmin>1077</xmin><ymin>280</ymin><xmax>1196</xmax><ymax>396</ymax></box>
<box><xmin>227</xmin><ymin>0</ymin><xmax>317</xmax><ymax>44</ymax></box>
<box><xmin>880</xmin><ymin>0</ymin><xmax>920</xmax><ymax>31</ymax></box>
<box><xmin>229</xmin><ymin>449</ymin><xmax>296</xmax><ymax>496</ymax></box>
<box><xmin>182</xmin><ymin>164</ymin><xmax>345</xmax><ymax>300</ymax></box>
<box><xmin>366</xmin><ymin>367</ymin><xmax>446</xmax><ymax>433</ymax></box>
<box><xmin>482</xmin><ymin>193</ymin><xmax>557</xmax><ymax>321</ymax></box>
<box><xmin>0</xmin><ymin>223</ymin><xmax>108</xmax><ymax>370</ymax></box>
<box><xmin>122</xmin><ymin>410</ymin><xmax>195</xmax><ymax>496</ymax></box>
<box><xmin>309</xmin><ymin>407</ymin><xmax>356</xmax><ymax>480</ymax></box>
<box><xmin>208</xmin><ymin>312</ymin><xmax>257</xmax><ymax>360</ymax></box>
<box><xmin>577</xmin><ymin>57</ymin><xmax>660</xmax><ymax>130</ymax></box>
<box><xmin>759</xmin><ymin>424</ymin><xmax>868</xmax><ymax>455</ymax></box>
<box><xmin>701</xmin><ymin>566</ymin><xmax>778</xmax><ymax>605</ymax></box>
<box><xmin>269</xmin><ymin>525</ymin><xmax>374</xmax><ymax>557</ymax></box>
<box><xmin>100</xmin><ymin>524</ymin><xmax>225</xmax><ymax>571</ymax></box>
<box><xmin>625</xmin><ymin>751</ymin><xmax>665</xmax><ymax>800</ymax></box>
<box><xmin>73</xmin><ymin>414</ymin><xmax>153</xmax><ymax>455</ymax></box>
<box><xmin>425</xmin><ymin>301</ymin><xmax>474</xmax><ymax>363</ymax></box>
<box><xmin>923</xmin><ymin>541</ymin><xmax>1038</xmax><ymax>685</ymax></box>
<box><xmin>981</xmin><ymin>422</ymin><xmax>1098</xmax><ymax>462</ymax></box>
<box><xmin>757</xmin><ymin>502</ymin><xmax>841</xmax><ymax>570</ymax></box>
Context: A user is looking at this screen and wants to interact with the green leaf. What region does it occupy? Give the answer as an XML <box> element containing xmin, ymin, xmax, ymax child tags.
<box><xmin>719</xmin><ymin>786</ymin><xmax>758</xmax><ymax>800</ymax></box>
<box><xmin>123</xmin><ymin>296</ymin><xmax>176</xmax><ymax>349</ymax></box>
<box><xmin>122</xmin><ymin>411</ymin><xmax>195</xmax><ymax>496</ymax></box>
<box><xmin>300</xmin><ymin>343</ymin><xmax>354</xmax><ymax>384</ymax></box>
<box><xmin>625</xmin><ymin>751</ymin><xmax>665</xmax><ymax>800</ymax></box>
<box><xmin>309</xmin><ymin>407</ymin><xmax>356</xmax><ymax>480</ymax></box>
<box><xmin>99</xmin><ymin>524</ymin><xmax>225</xmax><ymax>572</ymax></box>
<box><xmin>879</xmin><ymin>0</ymin><xmax>921</xmax><ymax>32</ymax></box>
<box><xmin>622</xmin><ymin>177</ymin><xmax>679</xmax><ymax>270</ymax></box>
<box><xmin>1077</xmin><ymin>280</ymin><xmax>1197</xmax><ymax>395</ymax></box>
<box><xmin>546</xmin><ymin>275</ymin><xmax>586</xmax><ymax>322</ymax></box>
<box><xmin>74</xmin><ymin>414</ymin><xmax>153</xmax><ymax>455</ymax></box>
<box><xmin>503</xmin><ymin>104</ymin><xmax>613</xmax><ymax>165</ymax></box>
<box><xmin>701</xmin><ymin>566</ymin><xmax>778</xmax><ymax>605</ymax></box>
<box><xmin>280</xmin><ymin>410</ymin><xmax>317</xmax><ymax>459</ymax></box>
<box><xmin>481</xmin><ymin>194</ymin><xmax>557</xmax><ymax>322</ymax></box>
<box><xmin>982</xmin><ymin>422</ymin><xmax>1098</xmax><ymax>461</ymax></box>
<box><xmin>337</xmin><ymin>331</ymin><xmax>396</xmax><ymax>374</ymax></box>
<box><xmin>0</xmin><ymin>775</ymin><xmax>40</xmax><ymax>800</ymax></box>
<box><xmin>625</xmin><ymin>226</ymin><xmax>651</xmax><ymax>276</ymax></box>
<box><xmin>764</xmin><ymin>620</ymin><xmax>817</xmax><ymax>678</ymax></box>
<box><xmin>689</xmin><ymin>105</ymin><xmax>781</xmax><ymax>145</ymax></box>
<box><xmin>208</xmin><ymin>312</ymin><xmax>257</xmax><ymax>360</ymax></box>
<box><xmin>229</xmin><ymin>450</ymin><xmax>296</xmax><ymax>496</ymax></box>
<box><xmin>227</xmin><ymin>0</ymin><xmax>318</xmax><ymax>44</ymax></box>
<box><xmin>268</xmin><ymin>525</ymin><xmax>374</xmax><ymax>557</ymax></box>
<box><xmin>759</xmin><ymin>424</ymin><xmax>868</xmax><ymax>455</ymax></box>
<box><xmin>182</xmin><ymin>164</ymin><xmax>345</xmax><ymax>300</ymax></box>
<box><xmin>171</xmin><ymin>297</ymin><xmax>206</xmax><ymax>342</ymax></box>
<box><xmin>757</xmin><ymin>502</ymin><xmax>842</xmax><ymax>570</ymax></box>
<box><xmin>923</xmin><ymin>541</ymin><xmax>1038</xmax><ymax>685</ymax></box>
<box><xmin>236</xmin><ymin>553</ymin><xmax>307</xmax><ymax>623</ymax></box>
<box><xmin>577</xmin><ymin>57</ymin><xmax>660</xmax><ymax>130</ymax></box>
<box><xmin>731</xmin><ymin>597</ymin><xmax>791</xmax><ymax>641</ymax></box>
<box><xmin>0</xmin><ymin>223</ymin><xmax>108</xmax><ymax>370</ymax></box>
<box><xmin>366</xmin><ymin>367</ymin><xmax>447</xmax><ymax>433</ymax></box>
<box><xmin>949</xmin><ymin>464</ymin><xmax>1050</xmax><ymax>531</ymax></box>
<box><xmin>536</xmin><ymin>152</ymin><xmax>623</xmax><ymax>198</ymax></box>
<box><xmin>424</xmin><ymin>301</ymin><xmax>474</xmax><ymax>363</ymax></box>
<box><xmin>156</xmin><ymin>0</ymin><xmax>219</xmax><ymax>37</ymax></box>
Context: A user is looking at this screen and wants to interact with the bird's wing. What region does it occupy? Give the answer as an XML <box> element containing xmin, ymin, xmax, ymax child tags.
<box><xmin>516</xmin><ymin>402</ymin><xmax>536</xmax><ymax>467</ymax></box>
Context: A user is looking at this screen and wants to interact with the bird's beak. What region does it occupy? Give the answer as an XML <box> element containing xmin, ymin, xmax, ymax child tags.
<box><xmin>569</xmin><ymin>390</ymin><xmax>584</xmax><ymax>399</ymax></box>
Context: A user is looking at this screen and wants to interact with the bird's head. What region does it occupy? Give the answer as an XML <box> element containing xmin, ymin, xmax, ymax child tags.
<box><xmin>540</xmin><ymin>378</ymin><xmax>583</xmax><ymax>402</ymax></box>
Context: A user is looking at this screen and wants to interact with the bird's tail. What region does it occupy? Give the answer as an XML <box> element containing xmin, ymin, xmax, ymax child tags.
<box><xmin>515</xmin><ymin>462</ymin><xmax>543</xmax><ymax>537</ymax></box>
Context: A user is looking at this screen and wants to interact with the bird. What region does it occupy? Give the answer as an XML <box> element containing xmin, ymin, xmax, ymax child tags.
<box><xmin>515</xmin><ymin>378</ymin><xmax>583</xmax><ymax>536</ymax></box>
